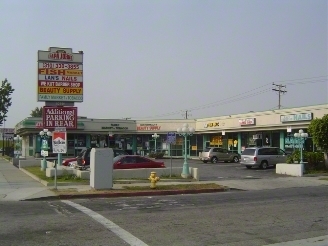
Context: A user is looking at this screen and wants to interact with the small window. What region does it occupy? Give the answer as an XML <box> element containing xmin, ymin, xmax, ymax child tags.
<box><xmin>137</xmin><ymin>157</ymin><xmax>151</xmax><ymax>163</ymax></box>
<box><xmin>269</xmin><ymin>148</ymin><xmax>279</xmax><ymax>155</ymax></box>
<box><xmin>222</xmin><ymin>149</ymin><xmax>228</xmax><ymax>153</ymax></box>
<box><xmin>242</xmin><ymin>149</ymin><xmax>256</xmax><ymax>155</ymax></box>
<box><xmin>213</xmin><ymin>148</ymin><xmax>219</xmax><ymax>152</ymax></box>
<box><xmin>278</xmin><ymin>149</ymin><xmax>286</xmax><ymax>155</ymax></box>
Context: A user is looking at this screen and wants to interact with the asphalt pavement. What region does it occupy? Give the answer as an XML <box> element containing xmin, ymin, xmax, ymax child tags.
<box><xmin>1</xmin><ymin>157</ymin><xmax>328</xmax><ymax>201</ymax></box>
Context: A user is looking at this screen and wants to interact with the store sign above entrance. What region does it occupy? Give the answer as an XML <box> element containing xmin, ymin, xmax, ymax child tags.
<box><xmin>204</xmin><ymin>122</ymin><xmax>220</xmax><ymax>128</ymax></box>
<box><xmin>239</xmin><ymin>118</ymin><xmax>256</xmax><ymax>126</ymax></box>
<box><xmin>37</xmin><ymin>47</ymin><xmax>83</xmax><ymax>102</ymax></box>
<box><xmin>280</xmin><ymin>113</ymin><xmax>312</xmax><ymax>123</ymax></box>
<box><xmin>43</xmin><ymin>106</ymin><xmax>77</xmax><ymax>129</ymax></box>
<box><xmin>102</xmin><ymin>124</ymin><xmax>129</xmax><ymax>130</ymax></box>
<box><xmin>137</xmin><ymin>124</ymin><xmax>161</xmax><ymax>131</ymax></box>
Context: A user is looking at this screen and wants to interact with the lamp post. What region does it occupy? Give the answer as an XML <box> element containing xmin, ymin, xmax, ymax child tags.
<box><xmin>177</xmin><ymin>123</ymin><xmax>195</xmax><ymax>178</ymax></box>
<box><xmin>294</xmin><ymin>129</ymin><xmax>308</xmax><ymax>173</ymax></box>
<box><xmin>40</xmin><ymin>129</ymin><xmax>52</xmax><ymax>171</ymax></box>
<box><xmin>13</xmin><ymin>135</ymin><xmax>22</xmax><ymax>158</ymax></box>
<box><xmin>152</xmin><ymin>133</ymin><xmax>159</xmax><ymax>152</ymax></box>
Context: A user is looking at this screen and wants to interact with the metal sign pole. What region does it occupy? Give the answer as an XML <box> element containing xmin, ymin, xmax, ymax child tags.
<box><xmin>170</xmin><ymin>143</ymin><xmax>172</xmax><ymax>177</ymax></box>
<box><xmin>54</xmin><ymin>160</ymin><xmax>57</xmax><ymax>190</ymax></box>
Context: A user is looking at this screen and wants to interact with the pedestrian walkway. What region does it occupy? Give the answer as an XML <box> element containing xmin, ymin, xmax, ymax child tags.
<box><xmin>0</xmin><ymin>158</ymin><xmax>55</xmax><ymax>201</ymax></box>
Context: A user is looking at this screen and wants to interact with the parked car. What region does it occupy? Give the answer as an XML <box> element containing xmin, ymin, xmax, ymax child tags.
<box><xmin>199</xmin><ymin>147</ymin><xmax>240</xmax><ymax>163</ymax></box>
<box><xmin>113</xmin><ymin>155</ymin><xmax>165</xmax><ymax>169</ymax></box>
<box><xmin>240</xmin><ymin>147</ymin><xmax>288</xmax><ymax>169</ymax></box>
<box><xmin>62</xmin><ymin>148</ymin><xmax>129</xmax><ymax>166</ymax></box>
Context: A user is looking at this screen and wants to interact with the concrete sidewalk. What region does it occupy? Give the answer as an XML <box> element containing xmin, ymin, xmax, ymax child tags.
<box><xmin>0</xmin><ymin>158</ymin><xmax>56</xmax><ymax>201</ymax></box>
<box><xmin>0</xmin><ymin>158</ymin><xmax>327</xmax><ymax>201</ymax></box>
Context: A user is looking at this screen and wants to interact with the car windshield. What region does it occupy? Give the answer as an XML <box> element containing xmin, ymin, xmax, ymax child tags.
<box><xmin>242</xmin><ymin>149</ymin><xmax>256</xmax><ymax>155</ymax></box>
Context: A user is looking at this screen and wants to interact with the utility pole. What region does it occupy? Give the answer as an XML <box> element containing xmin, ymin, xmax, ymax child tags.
<box><xmin>272</xmin><ymin>83</ymin><xmax>287</xmax><ymax>109</ymax></box>
<box><xmin>182</xmin><ymin>110</ymin><xmax>191</xmax><ymax>119</ymax></box>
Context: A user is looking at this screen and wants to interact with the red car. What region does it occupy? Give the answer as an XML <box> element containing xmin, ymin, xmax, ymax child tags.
<box><xmin>62</xmin><ymin>157</ymin><xmax>77</xmax><ymax>166</ymax></box>
<box><xmin>62</xmin><ymin>149</ymin><xmax>129</xmax><ymax>166</ymax></box>
<box><xmin>113</xmin><ymin>155</ymin><xmax>165</xmax><ymax>169</ymax></box>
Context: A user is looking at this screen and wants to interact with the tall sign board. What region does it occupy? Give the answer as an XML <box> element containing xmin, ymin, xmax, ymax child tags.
<box><xmin>37</xmin><ymin>47</ymin><xmax>83</xmax><ymax>102</ymax></box>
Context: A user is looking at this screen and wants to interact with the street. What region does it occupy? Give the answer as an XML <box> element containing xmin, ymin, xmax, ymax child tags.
<box><xmin>1</xmin><ymin>186</ymin><xmax>327</xmax><ymax>246</ymax></box>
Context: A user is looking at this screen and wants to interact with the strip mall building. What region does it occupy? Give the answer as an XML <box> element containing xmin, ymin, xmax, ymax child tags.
<box><xmin>14</xmin><ymin>104</ymin><xmax>327</xmax><ymax>158</ymax></box>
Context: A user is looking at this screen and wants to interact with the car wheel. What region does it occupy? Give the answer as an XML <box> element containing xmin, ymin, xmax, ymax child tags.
<box><xmin>202</xmin><ymin>160</ymin><xmax>208</xmax><ymax>163</ymax></box>
<box><xmin>246</xmin><ymin>165</ymin><xmax>252</xmax><ymax>169</ymax></box>
<box><xmin>233</xmin><ymin>156</ymin><xmax>239</xmax><ymax>163</ymax></box>
<box><xmin>211</xmin><ymin>157</ymin><xmax>218</xmax><ymax>163</ymax></box>
<box><xmin>261</xmin><ymin>161</ymin><xmax>268</xmax><ymax>169</ymax></box>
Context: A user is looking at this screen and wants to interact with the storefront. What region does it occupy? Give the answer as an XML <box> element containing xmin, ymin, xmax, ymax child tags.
<box><xmin>14</xmin><ymin>104</ymin><xmax>327</xmax><ymax>157</ymax></box>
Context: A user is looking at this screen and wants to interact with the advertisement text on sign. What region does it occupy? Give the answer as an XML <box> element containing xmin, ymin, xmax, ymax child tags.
<box><xmin>39</xmin><ymin>69</ymin><xmax>83</xmax><ymax>76</ymax></box>
<box><xmin>40</xmin><ymin>62</ymin><xmax>82</xmax><ymax>70</ymax></box>
<box><xmin>38</xmin><ymin>87</ymin><xmax>83</xmax><ymax>94</ymax></box>
<box><xmin>38</xmin><ymin>94</ymin><xmax>83</xmax><ymax>102</ymax></box>
<box><xmin>43</xmin><ymin>107</ymin><xmax>77</xmax><ymax>129</ymax></box>
<box><xmin>39</xmin><ymin>81</ymin><xmax>82</xmax><ymax>87</ymax></box>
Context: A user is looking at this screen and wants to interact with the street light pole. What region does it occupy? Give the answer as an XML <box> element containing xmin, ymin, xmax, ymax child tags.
<box><xmin>39</xmin><ymin>129</ymin><xmax>52</xmax><ymax>171</ymax></box>
<box><xmin>294</xmin><ymin>129</ymin><xmax>308</xmax><ymax>174</ymax></box>
<box><xmin>152</xmin><ymin>133</ymin><xmax>159</xmax><ymax>152</ymax></box>
<box><xmin>177</xmin><ymin>123</ymin><xmax>195</xmax><ymax>178</ymax></box>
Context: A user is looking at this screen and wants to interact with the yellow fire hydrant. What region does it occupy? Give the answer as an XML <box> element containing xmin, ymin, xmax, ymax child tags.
<box><xmin>149</xmin><ymin>171</ymin><xmax>160</xmax><ymax>189</ymax></box>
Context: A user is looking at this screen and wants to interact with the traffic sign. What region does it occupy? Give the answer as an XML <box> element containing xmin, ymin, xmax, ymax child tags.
<box><xmin>166</xmin><ymin>132</ymin><xmax>176</xmax><ymax>144</ymax></box>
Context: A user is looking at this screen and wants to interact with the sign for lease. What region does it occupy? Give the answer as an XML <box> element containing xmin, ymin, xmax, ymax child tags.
<box><xmin>37</xmin><ymin>47</ymin><xmax>83</xmax><ymax>102</ymax></box>
<box><xmin>43</xmin><ymin>106</ymin><xmax>77</xmax><ymax>129</ymax></box>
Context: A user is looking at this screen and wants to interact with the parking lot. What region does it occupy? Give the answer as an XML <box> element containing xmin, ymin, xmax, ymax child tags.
<box><xmin>163</xmin><ymin>158</ymin><xmax>281</xmax><ymax>181</ymax></box>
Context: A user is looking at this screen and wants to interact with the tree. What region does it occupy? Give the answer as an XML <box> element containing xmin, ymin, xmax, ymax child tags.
<box><xmin>30</xmin><ymin>107</ymin><xmax>43</xmax><ymax>117</ymax></box>
<box><xmin>0</xmin><ymin>78</ymin><xmax>15</xmax><ymax>126</ymax></box>
<box><xmin>308</xmin><ymin>114</ymin><xmax>328</xmax><ymax>168</ymax></box>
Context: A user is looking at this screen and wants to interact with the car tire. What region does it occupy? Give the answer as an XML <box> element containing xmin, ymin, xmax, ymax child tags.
<box><xmin>232</xmin><ymin>156</ymin><xmax>239</xmax><ymax>163</ymax></box>
<box><xmin>202</xmin><ymin>160</ymin><xmax>208</xmax><ymax>163</ymax></box>
<box><xmin>261</xmin><ymin>161</ymin><xmax>268</xmax><ymax>169</ymax></box>
<box><xmin>211</xmin><ymin>157</ymin><xmax>218</xmax><ymax>163</ymax></box>
<box><xmin>246</xmin><ymin>165</ymin><xmax>252</xmax><ymax>169</ymax></box>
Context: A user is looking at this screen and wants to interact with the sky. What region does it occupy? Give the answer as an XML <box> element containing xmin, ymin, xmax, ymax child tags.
<box><xmin>0</xmin><ymin>0</ymin><xmax>327</xmax><ymax>128</ymax></box>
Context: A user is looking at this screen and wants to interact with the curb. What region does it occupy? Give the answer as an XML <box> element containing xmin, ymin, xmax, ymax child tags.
<box><xmin>23</xmin><ymin>187</ymin><xmax>228</xmax><ymax>201</ymax></box>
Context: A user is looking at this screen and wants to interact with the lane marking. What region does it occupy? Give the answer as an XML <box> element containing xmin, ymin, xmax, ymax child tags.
<box><xmin>264</xmin><ymin>235</ymin><xmax>328</xmax><ymax>246</ymax></box>
<box><xmin>62</xmin><ymin>200</ymin><xmax>149</xmax><ymax>246</ymax></box>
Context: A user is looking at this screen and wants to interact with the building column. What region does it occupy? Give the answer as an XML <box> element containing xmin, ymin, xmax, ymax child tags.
<box><xmin>86</xmin><ymin>135</ymin><xmax>91</xmax><ymax>148</ymax></box>
<box><xmin>237</xmin><ymin>132</ymin><xmax>241</xmax><ymax>154</ymax></box>
<box><xmin>280</xmin><ymin>131</ymin><xmax>285</xmax><ymax>150</ymax></box>
<box><xmin>132</xmin><ymin>135</ymin><xmax>137</xmax><ymax>155</ymax></box>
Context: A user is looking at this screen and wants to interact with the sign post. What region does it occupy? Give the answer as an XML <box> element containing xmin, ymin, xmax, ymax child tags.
<box><xmin>166</xmin><ymin>132</ymin><xmax>176</xmax><ymax>177</ymax></box>
<box><xmin>52</xmin><ymin>127</ymin><xmax>67</xmax><ymax>168</ymax></box>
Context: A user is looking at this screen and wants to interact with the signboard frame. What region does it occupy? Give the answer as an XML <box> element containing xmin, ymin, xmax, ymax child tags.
<box><xmin>37</xmin><ymin>47</ymin><xmax>83</xmax><ymax>103</ymax></box>
<box><xmin>52</xmin><ymin>129</ymin><xmax>67</xmax><ymax>154</ymax></box>
<box><xmin>43</xmin><ymin>106</ymin><xmax>78</xmax><ymax>129</ymax></box>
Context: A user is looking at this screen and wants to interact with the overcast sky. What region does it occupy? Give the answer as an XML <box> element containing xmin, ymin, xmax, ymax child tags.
<box><xmin>0</xmin><ymin>0</ymin><xmax>327</xmax><ymax>128</ymax></box>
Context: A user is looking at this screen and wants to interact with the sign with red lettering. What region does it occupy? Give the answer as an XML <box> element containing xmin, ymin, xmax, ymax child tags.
<box><xmin>239</xmin><ymin>118</ymin><xmax>256</xmax><ymax>126</ymax></box>
<box><xmin>43</xmin><ymin>107</ymin><xmax>77</xmax><ymax>129</ymax></box>
<box><xmin>37</xmin><ymin>47</ymin><xmax>83</xmax><ymax>102</ymax></box>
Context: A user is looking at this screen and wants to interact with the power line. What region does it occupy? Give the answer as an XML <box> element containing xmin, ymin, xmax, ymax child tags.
<box><xmin>272</xmin><ymin>83</ymin><xmax>287</xmax><ymax>109</ymax></box>
<box><xmin>131</xmin><ymin>76</ymin><xmax>327</xmax><ymax>119</ymax></box>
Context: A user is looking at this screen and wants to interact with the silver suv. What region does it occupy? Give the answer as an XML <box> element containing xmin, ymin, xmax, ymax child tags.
<box><xmin>199</xmin><ymin>147</ymin><xmax>240</xmax><ymax>163</ymax></box>
<box><xmin>240</xmin><ymin>147</ymin><xmax>287</xmax><ymax>169</ymax></box>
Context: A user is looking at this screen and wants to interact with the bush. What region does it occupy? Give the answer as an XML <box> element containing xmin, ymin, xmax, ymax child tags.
<box><xmin>148</xmin><ymin>152</ymin><xmax>164</xmax><ymax>159</ymax></box>
<box><xmin>304</xmin><ymin>152</ymin><xmax>324</xmax><ymax>170</ymax></box>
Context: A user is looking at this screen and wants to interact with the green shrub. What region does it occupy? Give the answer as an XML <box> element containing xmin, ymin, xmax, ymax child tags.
<box><xmin>148</xmin><ymin>152</ymin><xmax>164</xmax><ymax>159</ymax></box>
<box><xmin>304</xmin><ymin>152</ymin><xmax>324</xmax><ymax>170</ymax></box>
